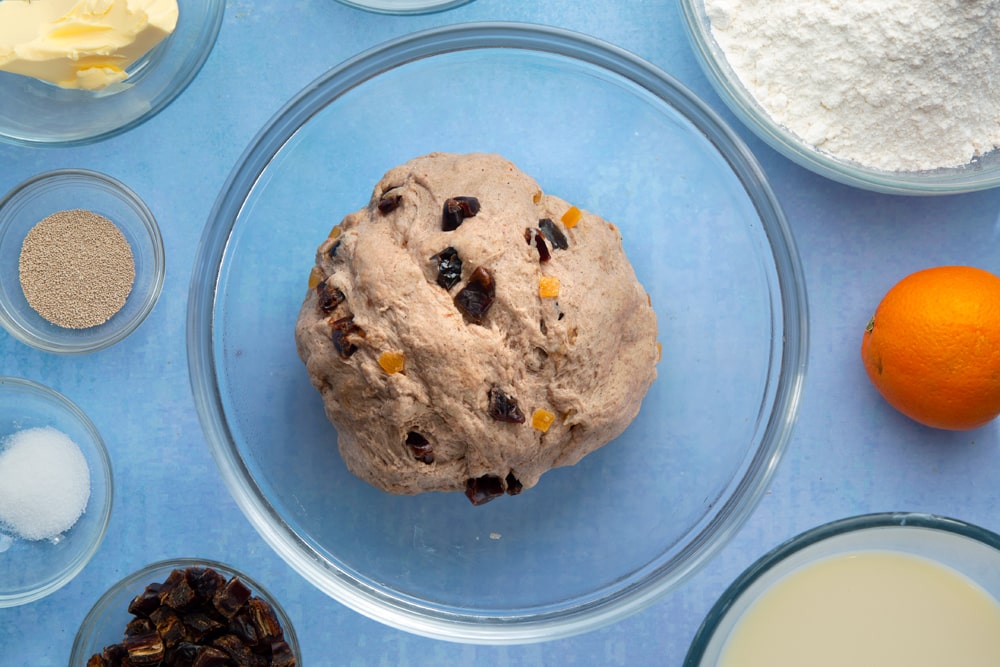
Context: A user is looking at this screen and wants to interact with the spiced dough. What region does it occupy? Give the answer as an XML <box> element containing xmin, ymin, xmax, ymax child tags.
<box><xmin>294</xmin><ymin>152</ymin><xmax>658</xmax><ymax>503</ymax></box>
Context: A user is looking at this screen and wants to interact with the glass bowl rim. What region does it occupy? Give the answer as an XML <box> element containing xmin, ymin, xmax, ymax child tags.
<box><xmin>0</xmin><ymin>0</ymin><xmax>226</xmax><ymax>148</ymax></box>
<box><xmin>0</xmin><ymin>168</ymin><xmax>166</xmax><ymax>355</ymax></box>
<box><xmin>334</xmin><ymin>0</ymin><xmax>474</xmax><ymax>15</ymax></box>
<box><xmin>69</xmin><ymin>556</ymin><xmax>301</xmax><ymax>665</ymax></box>
<box><xmin>677</xmin><ymin>0</ymin><xmax>1000</xmax><ymax>196</ymax></box>
<box><xmin>0</xmin><ymin>375</ymin><xmax>114</xmax><ymax>608</ymax></box>
<box><xmin>683</xmin><ymin>512</ymin><xmax>1000</xmax><ymax>665</ymax></box>
<box><xmin>187</xmin><ymin>20</ymin><xmax>809</xmax><ymax>643</ymax></box>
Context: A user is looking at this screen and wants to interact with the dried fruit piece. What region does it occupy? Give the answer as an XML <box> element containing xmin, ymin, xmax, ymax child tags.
<box><xmin>378</xmin><ymin>190</ymin><xmax>402</xmax><ymax>214</ymax></box>
<box><xmin>539</xmin><ymin>218</ymin><xmax>569</xmax><ymax>250</ymax></box>
<box><xmin>247</xmin><ymin>597</ymin><xmax>284</xmax><ymax>643</ymax></box>
<box><xmin>307</xmin><ymin>266</ymin><xmax>324</xmax><ymax>290</ymax></box>
<box><xmin>330</xmin><ymin>316</ymin><xmax>364</xmax><ymax>358</ymax></box>
<box><xmin>327</xmin><ymin>239</ymin><xmax>342</xmax><ymax>258</ymax></box>
<box><xmin>532</xmin><ymin>189</ymin><xmax>543</xmax><ymax>204</ymax></box>
<box><xmin>150</xmin><ymin>606</ymin><xmax>185</xmax><ymax>648</ymax></box>
<box><xmin>405</xmin><ymin>431</ymin><xmax>434</xmax><ymax>464</ymax></box>
<box><xmin>561</xmin><ymin>205</ymin><xmax>582</xmax><ymax>228</ymax></box>
<box><xmin>187</xmin><ymin>567</ymin><xmax>227</xmax><ymax>604</ymax></box>
<box><xmin>504</xmin><ymin>472</ymin><xmax>523</xmax><ymax>496</ymax></box>
<box><xmin>378</xmin><ymin>350</ymin><xmax>405</xmax><ymax>374</ymax></box>
<box><xmin>465</xmin><ymin>474</ymin><xmax>505</xmax><ymax>505</ymax></box>
<box><xmin>531</xmin><ymin>408</ymin><xmax>556</xmax><ymax>432</ymax></box>
<box><xmin>539</xmin><ymin>276</ymin><xmax>560</xmax><ymax>298</ymax></box>
<box><xmin>454</xmin><ymin>266</ymin><xmax>495</xmax><ymax>323</ymax></box>
<box><xmin>488</xmin><ymin>387</ymin><xmax>526</xmax><ymax>423</ymax></box>
<box><xmin>316</xmin><ymin>280</ymin><xmax>345</xmax><ymax>313</ymax></box>
<box><xmin>525</xmin><ymin>227</ymin><xmax>551</xmax><ymax>262</ymax></box>
<box><xmin>159</xmin><ymin>568</ymin><xmax>197</xmax><ymax>611</ymax></box>
<box><xmin>191</xmin><ymin>646</ymin><xmax>229</xmax><ymax>667</ymax></box>
<box><xmin>128</xmin><ymin>583</ymin><xmax>163</xmax><ymax>616</ymax></box>
<box><xmin>442</xmin><ymin>196</ymin><xmax>480</xmax><ymax>231</ymax></box>
<box><xmin>271</xmin><ymin>640</ymin><xmax>298</xmax><ymax>667</ymax></box>
<box><xmin>123</xmin><ymin>630</ymin><xmax>165</xmax><ymax>666</ymax></box>
<box><xmin>432</xmin><ymin>247</ymin><xmax>463</xmax><ymax>290</ymax></box>
<box><xmin>213</xmin><ymin>577</ymin><xmax>253</xmax><ymax>619</ymax></box>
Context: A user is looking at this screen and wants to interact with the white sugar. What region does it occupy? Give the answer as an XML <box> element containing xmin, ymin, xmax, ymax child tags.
<box><xmin>0</xmin><ymin>426</ymin><xmax>91</xmax><ymax>541</ymax></box>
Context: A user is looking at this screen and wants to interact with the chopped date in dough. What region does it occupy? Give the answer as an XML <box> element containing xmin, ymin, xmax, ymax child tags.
<box><xmin>295</xmin><ymin>152</ymin><xmax>658</xmax><ymax>505</ymax></box>
<box><xmin>442</xmin><ymin>196</ymin><xmax>481</xmax><ymax>231</ymax></box>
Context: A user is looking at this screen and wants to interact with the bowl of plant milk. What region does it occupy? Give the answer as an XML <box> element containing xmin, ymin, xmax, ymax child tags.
<box><xmin>685</xmin><ymin>513</ymin><xmax>1000</xmax><ymax>666</ymax></box>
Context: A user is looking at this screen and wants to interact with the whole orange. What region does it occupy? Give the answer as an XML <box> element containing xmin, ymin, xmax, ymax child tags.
<box><xmin>861</xmin><ymin>265</ymin><xmax>1000</xmax><ymax>431</ymax></box>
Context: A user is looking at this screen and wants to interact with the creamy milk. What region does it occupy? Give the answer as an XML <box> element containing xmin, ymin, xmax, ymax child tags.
<box><xmin>719</xmin><ymin>550</ymin><xmax>1000</xmax><ymax>666</ymax></box>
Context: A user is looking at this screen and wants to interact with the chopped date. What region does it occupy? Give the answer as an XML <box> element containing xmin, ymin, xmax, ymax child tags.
<box><xmin>377</xmin><ymin>190</ymin><xmax>403</xmax><ymax>214</ymax></box>
<box><xmin>327</xmin><ymin>239</ymin><xmax>342</xmax><ymax>258</ymax></box>
<box><xmin>539</xmin><ymin>218</ymin><xmax>569</xmax><ymax>250</ymax></box>
<box><xmin>86</xmin><ymin>567</ymin><xmax>297</xmax><ymax>666</ymax></box>
<box><xmin>524</xmin><ymin>227</ymin><xmax>551</xmax><ymax>262</ymax></box>
<box><xmin>123</xmin><ymin>630</ymin><xmax>165</xmax><ymax>666</ymax></box>
<box><xmin>330</xmin><ymin>316</ymin><xmax>364</xmax><ymax>358</ymax></box>
<box><xmin>316</xmin><ymin>280</ymin><xmax>345</xmax><ymax>313</ymax></box>
<box><xmin>465</xmin><ymin>474</ymin><xmax>505</xmax><ymax>505</ymax></box>
<box><xmin>454</xmin><ymin>266</ymin><xmax>495</xmax><ymax>323</ymax></box>
<box><xmin>128</xmin><ymin>583</ymin><xmax>163</xmax><ymax>616</ymax></box>
<box><xmin>213</xmin><ymin>577</ymin><xmax>253</xmax><ymax>619</ymax></box>
<box><xmin>405</xmin><ymin>431</ymin><xmax>435</xmax><ymax>464</ymax></box>
<box><xmin>488</xmin><ymin>387</ymin><xmax>526</xmax><ymax>423</ymax></box>
<box><xmin>159</xmin><ymin>568</ymin><xmax>197</xmax><ymax>611</ymax></box>
<box><xmin>442</xmin><ymin>196</ymin><xmax>481</xmax><ymax>231</ymax></box>
<box><xmin>432</xmin><ymin>247</ymin><xmax>463</xmax><ymax>290</ymax></box>
<box><xmin>505</xmin><ymin>472</ymin><xmax>524</xmax><ymax>496</ymax></box>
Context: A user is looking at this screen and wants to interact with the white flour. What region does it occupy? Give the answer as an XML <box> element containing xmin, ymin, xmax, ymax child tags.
<box><xmin>705</xmin><ymin>0</ymin><xmax>1000</xmax><ymax>172</ymax></box>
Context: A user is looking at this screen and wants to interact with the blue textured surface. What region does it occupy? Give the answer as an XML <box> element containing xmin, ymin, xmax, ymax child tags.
<box><xmin>2</xmin><ymin>1</ymin><xmax>1000</xmax><ymax>664</ymax></box>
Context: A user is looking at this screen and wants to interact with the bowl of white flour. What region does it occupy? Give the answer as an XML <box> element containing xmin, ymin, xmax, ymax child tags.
<box><xmin>680</xmin><ymin>0</ymin><xmax>1000</xmax><ymax>194</ymax></box>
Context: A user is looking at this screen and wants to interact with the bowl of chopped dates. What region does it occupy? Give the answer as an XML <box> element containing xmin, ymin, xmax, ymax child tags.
<box><xmin>188</xmin><ymin>22</ymin><xmax>808</xmax><ymax>643</ymax></box>
<box><xmin>70</xmin><ymin>558</ymin><xmax>299</xmax><ymax>666</ymax></box>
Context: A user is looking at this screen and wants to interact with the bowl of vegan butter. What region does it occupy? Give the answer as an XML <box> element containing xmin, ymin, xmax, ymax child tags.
<box><xmin>685</xmin><ymin>513</ymin><xmax>1000</xmax><ymax>667</ymax></box>
<box><xmin>0</xmin><ymin>0</ymin><xmax>224</xmax><ymax>146</ymax></box>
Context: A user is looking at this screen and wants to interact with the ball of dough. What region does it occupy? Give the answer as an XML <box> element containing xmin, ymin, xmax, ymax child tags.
<box><xmin>295</xmin><ymin>153</ymin><xmax>658</xmax><ymax>504</ymax></box>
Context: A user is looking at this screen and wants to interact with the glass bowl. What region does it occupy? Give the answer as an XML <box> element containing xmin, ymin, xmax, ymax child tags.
<box><xmin>0</xmin><ymin>376</ymin><xmax>113</xmax><ymax>608</ymax></box>
<box><xmin>69</xmin><ymin>558</ymin><xmax>300</xmax><ymax>666</ymax></box>
<box><xmin>0</xmin><ymin>169</ymin><xmax>165</xmax><ymax>355</ymax></box>
<box><xmin>335</xmin><ymin>0</ymin><xmax>473</xmax><ymax>13</ymax></box>
<box><xmin>187</xmin><ymin>22</ymin><xmax>808</xmax><ymax>643</ymax></box>
<box><xmin>0</xmin><ymin>0</ymin><xmax>225</xmax><ymax>147</ymax></box>
<box><xmin>678</xmin><ymin>0</ymin><xmax>1000</xmax><ymax>195</ymax></box>
<box><xmin>685</xmin><ymin>513</ymin><xmax>1000</xmax><ymax>665</ymax></box>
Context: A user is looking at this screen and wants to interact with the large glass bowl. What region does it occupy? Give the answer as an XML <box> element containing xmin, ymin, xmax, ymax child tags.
<box><xmin>679</xmin><ymin>0</ymin><xmax>1000</xmax><ymax>195</ymax></box>
<box><xmin>188</xmin><ymin>22</ymin><xmax>808</xmax><ymax>643</ymax></box>
<box><xmin>685</xmin><ymin>513</ymin><xmax>1000</xmax><ymax>665</ymax></box>
<box><xmin>0</xmin><ymin>0</ymin><xmax>225</xmax><ymax>147</ymax></box>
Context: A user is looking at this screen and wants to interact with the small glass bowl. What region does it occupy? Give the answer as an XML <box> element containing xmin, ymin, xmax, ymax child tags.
<box><xmin>0</xmin><ymin>0</ymin><xmax>225</xmax><ymax>147</ymax></box>
<box><xmin>0</xmin><ymin>377</ymin><xmax>113</xmax><ymax>608</ymax></box>
<box><xmin>685</xmin><ymin>513</ymin><xmax>1000</xmax><ymax>665</ymax></box>
<box><xmin>334</xmin><ymin>0</ymin><xmax>473</xmax><ymax>14</ymax></box>
<box><xmin>70</xmin><ymin>558</ymin><xmax>300</xmax><ymax>666</ymax></box>
<box><xmin>678</xmin><ymin>0</ymin><xmax>1000</xmax><ymax>195</ymax></box>
<box><xmin>0</xmin><ymin>169</ymin><xmax>165</xmax><ymax>355</ymax></box>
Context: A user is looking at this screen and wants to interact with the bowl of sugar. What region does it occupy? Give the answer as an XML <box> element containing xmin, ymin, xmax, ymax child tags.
<box><xmin>0</xmin><ymin>376</ymin><xmax>113</xmax><ymax>607</ymax></box>
<box><xmin>685</xmin><ymin>513</ymin><xmax>1000</xmax><ymax>666</ymax></box>
<box><xmin>0</xmin><ymin>169</ymin><xmax>165</xmax><ymax>354</ymax></box>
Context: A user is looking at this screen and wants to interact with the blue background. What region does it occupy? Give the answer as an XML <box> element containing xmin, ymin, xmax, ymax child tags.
<box><xmin>2</xmin><ymin>1</ymin><xmax>1000</xmax><ymax>664</ymax></box>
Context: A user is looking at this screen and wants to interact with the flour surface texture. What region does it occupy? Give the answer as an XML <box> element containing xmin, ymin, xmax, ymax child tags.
<box><xmin>705</xmin><ymin>0</ymin><xmax>1000</xmax><ymax>172</ymax></box>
